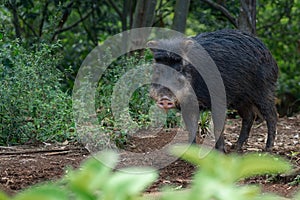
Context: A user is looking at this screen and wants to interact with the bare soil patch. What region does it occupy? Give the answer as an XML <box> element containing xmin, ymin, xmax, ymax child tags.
<box><xmin>0</xmin><ymin>115</ymin><xmax>299</xmax><ymax>197</ymax></box>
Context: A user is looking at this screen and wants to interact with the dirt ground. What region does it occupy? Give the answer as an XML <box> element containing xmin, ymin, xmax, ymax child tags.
<box><xmin>0</xmin><ymin>114</ymin><xmax>299</xmax><ymax>198</ymax></box>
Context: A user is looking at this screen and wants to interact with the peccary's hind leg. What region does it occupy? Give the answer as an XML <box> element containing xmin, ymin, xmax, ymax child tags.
<box><xmin>235</xmin><ymin>107</ymin><xmax>255</xmax><ymax>151</ymax></box>
<box><xmin>261</xmin><ymin>105</ymin><xmax>277</xmax><ymax>151</ymax></box>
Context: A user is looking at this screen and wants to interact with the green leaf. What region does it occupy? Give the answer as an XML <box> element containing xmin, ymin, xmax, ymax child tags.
<box><xmin>0</xmin><ymin>191</ymin><xmax>9</xmax><ymax>200</ymax></box>
<box><xmin>68</xmin><ymin>151</ymin><xmax>119</xmax><ymax>195</ymax></box>
<box><xmin>161</xmin><ymin>190</ymin><xmax>189</xmax><ymax>200</ymax></box>
<box><xmin>170</xmin><ymin>144</ymin><xmax>213</xmax><ymax>166</ymax></box>
<box><xmin>92</xmin><ymin>150</ymin><xmax>120</xmax><ymax>169</ymax></box>
<box><xmin>171</xmin><ymin>145</ymin><xmax>291</xmax><ymax>180</ymax></box>
<box><xmin>170</xmin><ymin>145</ymin><xmax>235</xmax><ymax>181</ymax></box>
<box><xmin>0</xmin><ymin>32</ymin><xmax>3</xmax><ymax>40</ymax></box>
<box><xmin>237</xmin><ymin>153</ymin><xmax>291</xmax><ymax>179</ymax></box>
<box><xmin>13</xmin><ymin>185</ymin><xmax>67</xmax><ymax>200</ymax></box>
<box><xmin>103</xmin><ymin>167</ymin><xmax>158</xmax><ymax>199</ymax></box>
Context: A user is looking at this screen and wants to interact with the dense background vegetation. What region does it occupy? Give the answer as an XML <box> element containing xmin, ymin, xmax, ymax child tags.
<box><xmin>0</xmin><ymin>0</ymin><xmax>299</xmax><ymax>145</ymax></box>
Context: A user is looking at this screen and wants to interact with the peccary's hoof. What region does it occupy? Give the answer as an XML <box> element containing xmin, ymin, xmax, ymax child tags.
<box><xmin>264</xmin><ymin>147</ymin><xmax>273</xmax><ymax>153</ymax></box>
<box><xmin>215</xmin><ymin>146</ymin><xmax>227</xmax><ymax>153</ymax></box>
<box><xmin>231</xmin><ymin>143</ymin><xmax>243</xmax><ymax>153</ymax></box>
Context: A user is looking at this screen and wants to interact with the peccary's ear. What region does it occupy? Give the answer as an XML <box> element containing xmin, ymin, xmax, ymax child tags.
<box><xmin>182</xmin><ymin>39</ymin><xmax>194</xmax><ymax>53</ymax></box>
<box><xmin>147</xmin><ymin>40</ymin><xmax>158</xmax><ymax>52</ymax></box>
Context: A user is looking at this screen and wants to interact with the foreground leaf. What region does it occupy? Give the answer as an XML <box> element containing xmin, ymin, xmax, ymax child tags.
<box><xmin>103</xmin><ymin>167</ymin><xmax>158</xmax><ymax>200</ymax></box>
<box><xmin>171</xmin><ymin>145</ymin><xmax>291</xmax><ymax>180</ymax></box>
<box><xmin>0</xmin><ymin>191</ymin><xmax>9</xmax><ymax>200</ymax></box>
<box><xmin>237</xmin><ymin>153</ymin><xmax>291</xmax><ymax>179</ymax></box>
<box><xmin>67</xmin><ymin>150</ymin><xmax>119</xmax><ymax>198</ymax></box>
<box><xmin>13</xmin><ymin>185</ymin><xmax>67</xmax><ymax>200</ymax></box>
<box><xmin>169</xmin><ymin>145</ymin><xmax>292</xmax><ymax>200</ymax></box>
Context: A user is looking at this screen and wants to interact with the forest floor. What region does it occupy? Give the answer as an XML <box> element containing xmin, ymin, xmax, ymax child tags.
<box><xmin>0</xmin><ymin>114</ymin><xmax>299</xmax><ymax>198</ymax></box>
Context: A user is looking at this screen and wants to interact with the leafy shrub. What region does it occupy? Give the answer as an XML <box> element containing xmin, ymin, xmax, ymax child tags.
<box><xmin>0</xmin><ymin>39</ymin><xmax>74</xmax><ymax>145</ymax></box>
<box><xmin>290</xmin><ymin>174</ymin><xmax>300</xmax><ymax>186</ymax></box>
<box><xmin>96</xmin><ymin>52</ymin><xmax>152</xmax><ymax>128</ymax></box>
<box><xmin>198</xmin><ymin>111</ymin><xmax>211</xmax><ymax>136</ymax></box>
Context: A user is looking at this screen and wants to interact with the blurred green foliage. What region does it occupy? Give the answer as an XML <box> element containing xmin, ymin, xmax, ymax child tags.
<box><xmin>164</xmin><ymin>145</ymin><xmax>293</xmax><ymax>200</ymax></box>
<box><xmin>0</xmin><ymin>151</ymin><xmax>157</xmax><ymax>200</ymax></box>
<box><xmin>0</xmin><ymin>147</ymin><xmax>299</xmax><ymax>200</ymax></box>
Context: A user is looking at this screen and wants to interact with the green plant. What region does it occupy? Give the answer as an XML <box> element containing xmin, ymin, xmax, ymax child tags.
<box><xmin>198</xmin><ymin>111</ymin><xmax>211</xmax><ymax>136</ymax></box>
<box><xmin>290</xmin><ymin>151</ymin><xmax>300</xmax><ymax>161</ymax></box>
<box><xmin>0</xmin><ymin>39</ymin><xmax>74</xmax><ymax>145</ymax></box>
<box><xmin>111</xmin><ymin>129</ymin><xmax>128</xmax><ymax>148</ymax></box>
<box><xmin>95</xmin><ymin>53</ymin><xmax>148</xmax><ymax>127</ymax></box>
<box><xmin>162</xmin><ymin>145</ymin><xmax>293</xmax><ymax>200</ymax></box>
<box><xmin>290</xmin><ymin>175</ymin><xmax>300</xmax><ymax>186</ymax></box>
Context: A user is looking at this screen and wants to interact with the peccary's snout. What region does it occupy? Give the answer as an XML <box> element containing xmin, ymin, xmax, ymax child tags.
<box><xmin>150</xmin><ymin>83</ymin><xmax>178</xmax><ymax>111</ymax></box>
<box><xmin>157</xmin><ymin>96</ymin><xmax>176</xmax><ymax>110</ymax></box>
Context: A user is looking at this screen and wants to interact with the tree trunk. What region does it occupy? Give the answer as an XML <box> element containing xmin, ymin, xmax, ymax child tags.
<box><xmin>128</xmin><ymin>0</ymin><xmax>157</xmax><ymax>51</ymax></box>
<box><xmin>121</xmin><ymin>0</ymin><xmax>131</xmax><ymax>31</ymax></box>
<box><xmin>132</xmin><ymin>0</ymin><xmax>157</xmax><ymax>28</ymax></box>
<box><xmin>238</xmin><ymin>0</ymin><xmax>256</xmax><ymax>34</ymax></box>
<box><xmin>171</xmin><ymin>0</ymin><xmax>191</xmax><ymax>33</ymax></box>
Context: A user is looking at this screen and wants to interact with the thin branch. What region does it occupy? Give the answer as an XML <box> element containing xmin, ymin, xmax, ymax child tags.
<box><xmin>156</xmin><ymin>0</ymin><xmax>170</xmax><ymax>12</ymax></box>
<box><xmin>5</xmin><ymin>2</ymin><xmax>22</xmax><ymax>39</ymax></box>
<box><xmin>153</xmin><ymin>0</ymin><xmax>173</xmax><ymax>27</ymax></box>
<box><xmin>51</xmin><ymin>9</ymin><xmax>93</xmax><ymax>41</ymax></box>
<box><xmin>6</xmin><ymin>1</ymin><xmax>39</xmax><ymax>38</ymax></box>
<box><xmin>56</xmin><ymin>10</ymin><xmax>93</xmax><ymax>34</ymax></box>
<box><xmin>77</xmin><ymin>7</ymin><xmax>97</xmax><ymax>46</ymax></box>
<box><xmin>57</xmin><ymin>1</ymin><xmax>74</xmax><ymax>30</ymax></box>
<box><xmin>106</xmin><ymin>0</ymin><xmax>122</xmax><ymax>19</ymax></box>
<box><xmin>19</xmin><ymin>14</ymin><xmax>38</xmax><ymax>37</ymax></box>
<box><xmin>0</xmin><ymin>147</ymin><xmax>83</xmax><ymax>155</ymax></box>
<box><xmin>39</xmin><ymin>0</ymin><xmax>49</xmax><ymax>37</ymax></box>
<box><xmin>153</xmin><ymin>10</ymin><xmax>173</xmax><ymax>26</ymax></box>
<box><xmin>201</xmin><ymin>0</ymin><xmax>238</xmax><ymax>28</ymax></box>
